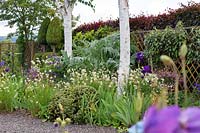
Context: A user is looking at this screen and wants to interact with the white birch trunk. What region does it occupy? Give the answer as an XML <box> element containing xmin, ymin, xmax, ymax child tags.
<box><xmin>55</xmin><ymin>0</ymin><xmax>73</xmax><ymax>57</ymax></box>
<box><xmin>117</xmin><ymin>0</ymin><xmax>130</xmax><ymax>95</ymax></box>
<box><xmin>63</xmin><ymin>4</ymin><xmax>73</xmax><ymax>57</ymax></box>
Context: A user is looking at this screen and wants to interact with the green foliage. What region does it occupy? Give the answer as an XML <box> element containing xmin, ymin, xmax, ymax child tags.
<box><xmin>46</xmin><ymin>68</ymin><xmax>160</xmax><ymax>128</ymax></box>
<box><xmin>23</xmin><ymin>81</ymin><xmax>55</xmax><ymax>118</ymax></box>
<box><xmin>72</xmin><ymin>32</ymin><xmax>136</xmax><ymax>72</ymax></box>
<box><xmin>16</xmin><ymin>33</ymin><xmax>25</xmax><ymax>68</ymax></box>
<box><xmin>103</xmin><ymin>92</ymin><xmax>151</xmax><ymax>128</ymax></box>
<box><xmin>99</xmin><ymin>69</ymin><xmax>162</xmax><ymax>128</ymax></box>
<box><xmin>144</xmin><ymin>22</ymin><xmax>186</xmax><ymax>64</ymax></box>
<box><xmin>47</xmin><ymin>85</ymin><xmax>98</xmax><ymax>123</ymax></box>
<box><xmin>73</xmin><ymin>26</ymin><xmax>115</xmax><ymax>48</ymax></box>
<box><xmin>47</xmin><ymin>69</ymin><xmax>115</xmax><ymax>123</ymax></box>
<box><xmin>38</xmin><ymin>17</ymin><xmax>50</xmax><ymax>45</ymax></box>
<box><xmin>0</xmin><ymin>0</ymin><xmax>53</xmax><ymax>41</ymax></box>
<box><xmin>145</xmin><ymin>22</ymin><xmax>200</xmax><ymax>64</ymax></box>
<box><xmin>69</xmin><ymin>0</ymin><xmax>95</xmax><ymax>9</ymax></box>
<box><xmin>0</xmin><ymin>75</ymin><xmax>24</xmax><ymax>112</ymax></box>
<box><xmin>0</xmin><ymin>67</ymin><xmax>56</xmax><ymax>117</ymax></box>
<box><xmin>0</xmin><ymin>0</ymin><xmax>54</xmax><ymax>71</ymax></box>
<box><xmin>187</xmin><ymin>28</ymin><xmax>200</xmax><ymax>63</ymax></box>
<box><xmin>46</xmin><ymin>17</ymin><xmax>63</xmax><ymax>52</ymax></box>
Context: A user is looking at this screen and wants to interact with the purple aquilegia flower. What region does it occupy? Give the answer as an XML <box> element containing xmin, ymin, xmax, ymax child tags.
<box><xmin>194</xmin><ymin>83</ymin><xmax>200</xmax><ymax>91</ymax></box>
<box><xmin>136</xmin><ymin>52</ymin><xmax>144</xmax><ymax>62</ymax></box>
<box><xmin>144</xmin><ymin>106</ymin><xmax>181</xmax><ymax>133</ymax></box>
<box><xmin>143</xmin><ymin>106</ymin><xmax>200</xmax><ymax>133</ymax></box>
<box><xmin>142</xmin><ymin>65</ymin><xmax>152</xmax><ymax>74</ymax></box>
<box><xmin>4</xmin><ymin>67</ymin><xmax>10</xmax><ymax>72</ymax></box>
<box><xmin>0</xmin><ymin>61</ymin><xmax>5</xmax><ymax>67</ymax></box>
<box><xmin>178</xmin><ymin>107</ymin><xmax>200</xmax><ymax>132</ymax></box>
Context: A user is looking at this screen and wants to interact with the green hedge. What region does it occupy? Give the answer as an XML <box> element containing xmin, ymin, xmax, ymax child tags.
<box><xmin>144</xmin><ymin>22</ymin><xmax>200</xmax><ymax>65</ymax></box>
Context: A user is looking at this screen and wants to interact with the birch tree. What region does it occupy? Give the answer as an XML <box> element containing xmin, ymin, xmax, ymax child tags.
<box><xmin>117</xmin><ymin>0</ymin><xmax>130</xmax><ymax>95</ymax></box>
<box><xmin>54</xmin><ymin>0</ymin><xmax>94</xmax><ymax>57</ymax></box>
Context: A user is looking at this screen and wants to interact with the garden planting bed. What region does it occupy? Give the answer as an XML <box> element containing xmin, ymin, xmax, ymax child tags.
<box><xmin>0</xmin><ymin>110</ymin><xmax>117</xmax><ymax>133</ymax></box>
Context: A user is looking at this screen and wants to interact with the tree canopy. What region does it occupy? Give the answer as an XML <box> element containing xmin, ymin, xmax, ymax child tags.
<box><xmin>0</xmin><ymin>0</ymin><xmax>54</xmax><ymax>41</ymax></box>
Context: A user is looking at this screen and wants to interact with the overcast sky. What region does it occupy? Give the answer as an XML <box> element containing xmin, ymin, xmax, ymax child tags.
<box><xmin>0</xmin><ymin>0</ymin><xmax>199</xmax><ymax>36</ymax></box>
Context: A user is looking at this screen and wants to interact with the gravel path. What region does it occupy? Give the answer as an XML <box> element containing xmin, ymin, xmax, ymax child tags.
<box><xmin>0</xmin><ymin>110</ymin><xmax>117</xmax><ymax>133</ymax></box>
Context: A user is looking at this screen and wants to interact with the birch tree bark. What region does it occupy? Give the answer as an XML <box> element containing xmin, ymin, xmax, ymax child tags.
<box><xmin>63</xmin><ymin>0</ymin><xmax>73</xmax><ymax>57</ymax></box>
<box><xmin>54</xmin><ymin>0</ymin><xmax>94</xmax><ymax>57</ymax></box>
<box><xmin>117</xmin><ymin>0</ymin><xmax>130</xmax><ymax>95</ymax></box>
<box><xmin>55</xmin><ymin>0</ymin><xmax>73</xmax><ymax>57</ymax></box>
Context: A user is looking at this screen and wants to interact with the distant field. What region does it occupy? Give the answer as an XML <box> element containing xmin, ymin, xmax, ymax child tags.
<box><xmin>0</xmin><ymin>36</ymin><xmax>17</xmax><ymax>43</ymax></box>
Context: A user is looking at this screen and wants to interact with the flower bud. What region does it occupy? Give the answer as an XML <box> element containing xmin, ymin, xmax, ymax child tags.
<box><xmin>55</xmin><ymin>117</ymin><xmax>62</xmax><ymax>123</ymax></box>
<box><xmin>65</xmin><ymin>118</ymin><xmax>71</xmax><ymax>124</ymax></box>
<box><xmin>179</xmin><ymin>41</ymin><xmax>188</xmax><ymax>59</ymax></box>
<box><xmin>160</xmin><ymin>55</ymin><xmax>174</xmax><ymax>66</ymax></box>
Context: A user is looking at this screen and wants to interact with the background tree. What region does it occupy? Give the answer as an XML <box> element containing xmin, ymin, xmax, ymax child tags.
<box><xmin>0</xmin><ymin>0</ymin><xmax>53</xmax><ymax>69</ymax></box>
<box><xmin>54</xmin><ymin>0</ymin><xmax>94</xmax><ymax>57</ymax></box>
<box><xmin>117</xmin><ymin>0</ymin><xmax>130</xmax><ymax>95</ymax></box>
<box><xmin>46</xmin><ymin>17</ymin><xmax>63</xmax><ymax>53</ymax></box>
<box><xmin>38</xmin><ymin>17</ymin><xmax>51</xmax><ymax>52</ymax></box>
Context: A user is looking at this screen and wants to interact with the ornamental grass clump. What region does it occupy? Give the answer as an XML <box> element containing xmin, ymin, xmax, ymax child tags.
<box><xmin>0</xmin><ymin>74</ymin><xmax>23</xmax><ymax>112</ymax></box>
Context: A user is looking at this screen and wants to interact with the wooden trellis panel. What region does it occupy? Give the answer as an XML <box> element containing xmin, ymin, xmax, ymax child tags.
<box><xmin>133</xmin><ymin>28</ymin><xmax>200</xmax><ymax>89</ymax></box>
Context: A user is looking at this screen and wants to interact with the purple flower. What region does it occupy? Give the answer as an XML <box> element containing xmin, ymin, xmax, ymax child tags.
<box><xmin>178</xmin><ymin>107</ymin><xmax>200</xmax><ymax>132</ymax></box>
<box><xmin>136</xmin><ymin>52</ymin><xmax>144</xmax><ymax>62</ymax></box>
<box><xmin>144</xmin><ymin>106</ymin><xmax>200</xmax><ymax>133</ymax></box>
<box><xmin>0</xmin><ymin>61</ymin><xmax>5</xmax><ymax>67</ymax></box>
<box><xmin>194</xmin><ymin>83</ymin><xmax>200</xmax><ymax>91</ymax></box>
<box><xmin>144</xmin><ymin>106</ymin><xmax>181</xmax><ymax>133</ymax></box>
<box><xmin>4</xmin><ymin>67</ymin><xmax>10</xmax><ymax>72</ymax></box>
<box><xmin>142</xmin><ymin>65</ymin><xmax>152</xmax><ymax>74</ymax></box>
<box><xmin>27</xmin><ymin>68</ymin><xmax>39</xmax><ymax>79</ymax></box>
<box><xmin>53</xmin><ymin>122</ymin><xmax>59</xmax><ymax>128</ymax></box>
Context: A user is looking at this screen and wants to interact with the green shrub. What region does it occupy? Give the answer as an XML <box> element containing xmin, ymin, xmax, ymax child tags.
<box><xmin>73</xmin><ymin>26</ymin><xmax>115</xmax><ymax>48</ymax></box>
<box><xmin>47</xmin><ymin>85</ymin><xmax>98</xmax><ymax>123</ymax></box>
<box><xmin>144</xmin><ymin>22</ymin><xmax>186</xmax><ymax>65</ymax></box>
<box><xmin>72</xmin><ymin>32</ymin><xmax>136</xmax><ymax>72</ymax></box>
<box><xmin>38</xmin><ymin>17</ymin><xmax>50</xmax><ymax>45</ymax></box>
<box><xmin>46</xmin><ymin>17</ymin><xmax>63</xmax><ymax>52</ymax></box>
<box><xmin>145</xmin><ymin>22</ymin><xmax>200</xmax><ymax>66</ymax></box>
<box><xmin>187</xmin><ymin>28</ymin><xmax>200</xmax><ymax>63</ymax></box>
<box><xmin>47</xmin><ymin>69</ymin><xmax>116</xmax><ymax>124</ymax></box>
